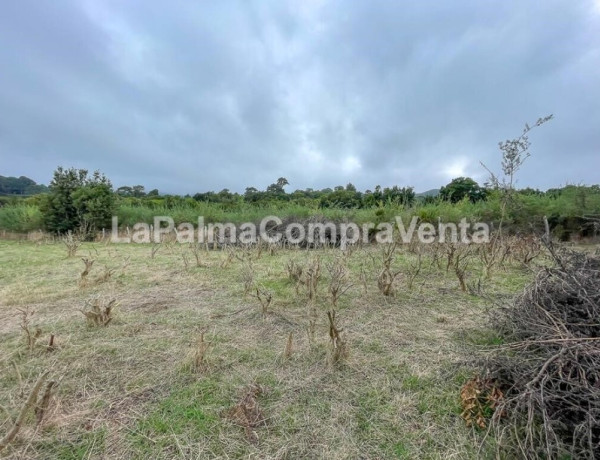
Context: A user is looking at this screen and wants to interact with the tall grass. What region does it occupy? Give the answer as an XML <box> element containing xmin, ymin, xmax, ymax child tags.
<box><xmin>117</xmin><ymin>202</ymin><xmax>401</xmax><ymax>226</ymax></box>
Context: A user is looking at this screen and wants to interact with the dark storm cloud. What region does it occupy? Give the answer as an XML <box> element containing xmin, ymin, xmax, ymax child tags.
<box><xmin>1</xmin><ymin>0</ymin><xmax>598</xmax><ymax>193</ymax></box>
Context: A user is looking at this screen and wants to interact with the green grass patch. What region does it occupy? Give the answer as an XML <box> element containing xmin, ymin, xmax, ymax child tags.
<box><xmin>131</xmin><ymin>376</ymin><xmax>227</xmax><ymax>453</ymax></box>
<box><xmin>33</xmin><ymin>428</ymin><xmax>107</xmax><ymax>460</ymax></box>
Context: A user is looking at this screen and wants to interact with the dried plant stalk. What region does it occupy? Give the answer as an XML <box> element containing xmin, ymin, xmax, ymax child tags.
<box><xmin>79</xmin><ymin>258</ymin><xmax>95</xmax><ymax>286</ymax></box>
<box><xmin>406</xmin><ymin>247</ymin><xmax>423</xmax><ymax>290</ymax></box>
<box><xmin>358</xmin><ymin>264</ymin><xmax>369</xmax><ymax>294</ymax></box>
<box><xmin>150</xmin><ymin>243</ymin><xmax>160</xmax><ymax>259</ymax></box>
<box><xmin>304</xmin><ymin>257</ymin><xmax>321</xmax><ymax>302</ymax></box>
<box><xmin>453</xmin><ymin>244</ymin><xmax>473</xmax><ymax>292</ymax></box>
<box><xmin>189</xmin><ymin>242</ymin><xmax>205</xmax><ymax>267</ymax></box>
<box><xmin>192</xmin><ymin>332</ymin><xmax>211</xmax><ymax>372</ymax></box>
<box><xmin>240</xmin><ymin>262</ymin><xmax>254</xmax><ymax>297</ymax></box>
<box><xmin>283</xmin><ymin>332</ymin><xmax>293</xmax><ymax>360</ymax></box>
<box><xmin>18</xmin><ymin>307</ymin><xmax>41</xmax><ymax>352</ymax></box>
<box><xmin>220</xmin><ymin>248</ymin><xmax>235</xmax><ymax>268</ymax></box>
<box><xmin>35</xmin><ymin>380</ymin><xmax>57</xmax><ymax>427</ymax></box>
<box><xmin>0</xmin><ymin>371</ymin><xmax>49</xmax><ymax>453</ymax></box>
<box><xmin>377</xmin><ymin>243</ymin><xmax>401</xmax><ymax>296</ymax></box>
<box><xmin>62</xmin><ymin>231</ymin><xmax>81</xmax><ymax>257</ymax></box>
<box><xmin>47</xmin><ymin>334</ymin><xmax>56</xmax><ymax>352</ymax></box>
<box><xmin>251</xmin><ymin>285</ymin><xmax>272</xmax><ymax>316</ymax></box>
<box><xmin>285</xmin><ymin>259</ymin><xmax>304</xmax><ymax>283</ymax></box>
<box><xmin>326</xmin><ymin>261</ymin><xmax>353</xmax><ymax>308</ymax></box>
<box><xmin>327</xmin><ymin>310</ymin><xmax>348</xmax><ymax>366</ymax></box>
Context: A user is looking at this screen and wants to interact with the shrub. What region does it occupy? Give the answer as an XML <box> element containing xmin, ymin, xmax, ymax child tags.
<box><xmin>41</xmin><ymin>167</ymin><xmax>115</xmax><ymax>238</ymax></box>
<box><xmin>0</xmin><ymin>204</ymin><xmax>43</xmax><ymax>232</ymax></box>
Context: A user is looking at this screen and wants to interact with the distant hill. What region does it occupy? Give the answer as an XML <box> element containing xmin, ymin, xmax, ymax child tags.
<box><xmin>416</xmin><ymin>188</ymin><xmax>440</xmax><ymax>198</ymax></box>
<box><xmin>0</xmin><ymin>175</ymin><xmax>48</xmax><ymax>196</ymax></box>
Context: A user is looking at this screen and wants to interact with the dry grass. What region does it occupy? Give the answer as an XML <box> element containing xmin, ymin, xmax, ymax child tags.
<box><xmin>0</xmin><ymin>237</ymin><xmax>556</xmax><ymax>459</ymax></box>
<box><xmin>0</xmin><ymin>371</ymin><xmax>50</xmax><ymax>453</ymax></box>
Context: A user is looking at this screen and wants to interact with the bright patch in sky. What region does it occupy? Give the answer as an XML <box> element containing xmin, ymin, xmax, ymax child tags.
<box><xmin>443</xmin><ymin>158</ymin><xmax>467</xmax><ymax>179</ymax></box>
<box><xmin>342</xmin><ymin>156</ymin><xmax>362</xmax><ymax>174</ymax></box>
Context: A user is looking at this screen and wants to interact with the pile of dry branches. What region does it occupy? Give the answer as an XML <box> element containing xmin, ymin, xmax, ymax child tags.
<box><xmin>484</xmin><ymin>247</ymin><xmax>600</xmax><ymax>458</ymax></box>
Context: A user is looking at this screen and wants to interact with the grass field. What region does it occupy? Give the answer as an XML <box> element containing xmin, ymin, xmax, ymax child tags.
<box><xmin>0</xmin><ymin>239</ymin><xmax>534</xmax><ymax>459</ymax></box>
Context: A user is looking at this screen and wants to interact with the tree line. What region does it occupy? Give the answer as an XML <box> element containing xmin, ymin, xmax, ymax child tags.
<box><xmin>3</xmin><ymin>166</ymin><xmax>599</xmax><ymax>241</ymax></box>
<box><xmin>0</xmin><ymin>175</ymin><xmax>48</xmax><ymax>196</ymax></box>
<box><xmin>114</xmin><ymin>176</ymin><xmax>419</xmax><ymax>208</ymax></box>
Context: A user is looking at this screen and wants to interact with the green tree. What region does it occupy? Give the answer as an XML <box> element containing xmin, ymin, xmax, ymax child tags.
<box><xmin>42</xmin><ymin>167</ymin><xmax>115</xmax><ymax>238</ymax></box>
<box><xmin>319</xmin><ymin>188</ymin><xmax>362</xmax><ymax>209</ymax></box>
<box><xmin>132</xmin><ymin>185</ymin><xmax>146</xmax><ymax>197</ymax></box>
<box><xmin>266</xmin><ymin>177</ymin><xmax>289</xmax><ymax>195</ymax></box>
<box><xmin>116</xmin><ymin>186</ymin><xmax>133</xmax><ymax>197</ymax></box>
<box><xmin>440</xmin><ymin>177</ymin><xmax>487</xmax><ymax>203</ymax></box>
<box><xmin>382</xmin><ymin>186</ymin><xmax>415</xmax><ymax>206</ymax></box>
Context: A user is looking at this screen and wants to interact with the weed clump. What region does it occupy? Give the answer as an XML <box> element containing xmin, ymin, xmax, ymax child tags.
<box><xmin>62</xmin><ymin>231</ymin><xmax>81</xmax><ymax>257</ymax></box>
<box><xmin>224</xmin><ymin>384</ymin><xmax>267</xmax><ymax>444</ymax></box>
<box><xmin>80</xmin><ymin>298</ymin><xmax>117</xmax><ymax>326</ymax></box>
<box><xmin>285</xmin><ymin>258</ymin><xmax>304</xmax><ymax>283</ymax></box>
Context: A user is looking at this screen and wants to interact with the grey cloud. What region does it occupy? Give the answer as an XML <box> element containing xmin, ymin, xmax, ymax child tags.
<box><xmin>0</xmin><ymin>0</ymin><xmax>598</xmax><ymax>193</ymax></box>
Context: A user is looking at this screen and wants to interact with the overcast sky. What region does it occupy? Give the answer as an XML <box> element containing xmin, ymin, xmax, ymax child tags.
<box><xmin>0</xmin><ymin>1</ymin><xmax>598</xmax><ymax>194</ymax></box>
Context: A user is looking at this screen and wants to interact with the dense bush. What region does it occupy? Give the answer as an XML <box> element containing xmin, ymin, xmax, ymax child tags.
<box><xmin>0</xmin><ymin>204</ymin><xmax>43</xmax><ymax>232</ymax></box>
<box><xmin>41</xmin><ymin>167</ymin><xmax>115</xmax><ymax>237</ymax></box>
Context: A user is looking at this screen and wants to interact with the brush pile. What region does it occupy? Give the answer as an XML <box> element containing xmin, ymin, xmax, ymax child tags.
<box><xmin>486</xmin><ymin>247</ymin><xmax>600</xmax><ymax>458</ymax></box>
